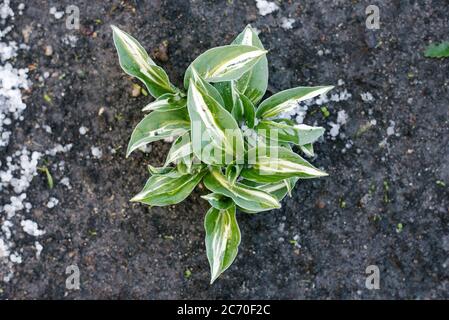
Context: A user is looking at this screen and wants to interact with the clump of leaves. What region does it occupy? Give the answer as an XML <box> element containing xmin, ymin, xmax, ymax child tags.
<box><xmin>112</xmin><ymin>25</ymin><xmax>333</xmax><ymax>283</ymax></box>
<box><xmin>424</xmin><ymin>41</ymin><xmax>449</xmax><ymax>58</ymax></box>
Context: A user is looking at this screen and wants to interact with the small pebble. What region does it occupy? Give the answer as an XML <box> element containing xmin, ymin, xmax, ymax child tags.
<box><xmin>44</xmin><ymin>45</ymin><xmax>53</xmax><ymax>56</ymax></box>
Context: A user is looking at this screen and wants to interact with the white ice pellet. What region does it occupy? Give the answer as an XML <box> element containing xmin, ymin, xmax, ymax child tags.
<box><xmin>1</xmin><ymin>220</ymin><xmax>13</xmax><ymax>239</ymax></box>
<box><xmin>280</xmin><ymin>17</ymin><xmax>295</xmax><ymax>30</ymax></box>
<box><xmin>79</xmin><ymin>126</ymin><xmax>87</xmax><ymax>135</ymax></box>
<box><xmin>34</xmin><ymin>241</ymin><xmax>43</xmax><ymax>258</ymax></box>
<box><xmin>42</xmin><ymin>124</ymin><xmax>52</xmax><ymax>133</ymax></box>
<box><xmin>91</xmin><ymin>146</ymin><xmax>103</xmax><ymax>159</ymax></box>
<box><xmin>62</xmin><ymin>35</ymin><xmax>78</xmax><ymax>47</ymax></box>
<box><xmin>387</xmin><ymin>120</ymin><xmax>395</xmax><ymax>136</ymax></box>
<box><xmin>0</xmin><ymin>238</ymin><xmax>10</xmax><ymax>258</ymax></box>
<box><xmin>361</xmin><ymin>92</ymin><xmax>374</xmax><ymax>102</ymax></box>
<box><xmin>60</xmin><ymin>177</ymin><xmax>71</xmax><ymax>189</ymax></box>
<box><xmin>255</xmin><ymin>0</ymin><xmax>279</xmax><ymax>16</ymax></box>
<box><xmin>138</xmin><ymin>144</ymin><xmax>152</xmax><ymax>154</ymax></box>
<box><xmin>329</xmin><ymin>122</ymin><xmax>340</xmax><ymax>138</ymax></box>
<box><xmin>46</xmin><ymin>197</ymin><xmax>59</xmax><ymax>208</ymax></box>
<box><xmin>45</xmin><ymin>143</ymin><xmax>72</xmax><ymax>156</ymax></box>
<box><xmin>20</xmin><ymin>220</ymin><xmax>45</xmax><ymax>237</ymax></box>
<box><xmin>337</xmin><ymin>110</ymin><xmax>348</xmax><ymax>125</ymax></box>
<box><xmin>9</xmin><ymin>252</ymin><xmax>22</xmax><ymax>264</ymax></box>
<box><xmin>49</xmin><ymin>7</ymin><xmax>64</xmax><ymax>19</ymax></box>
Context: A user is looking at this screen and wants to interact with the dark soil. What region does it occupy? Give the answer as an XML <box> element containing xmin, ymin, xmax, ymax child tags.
<box><xmin>1</xmin><ymin>0</ymin><xmax>448</xmax><ymax>299</ymax></box>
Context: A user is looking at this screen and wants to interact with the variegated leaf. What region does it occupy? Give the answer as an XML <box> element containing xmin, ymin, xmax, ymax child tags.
<box><xmin>230</xmin><ymin>82</ymin><xmax>244</xmax><ymax>122</ymax></box>
<box><xmin>111</xmin><ymin>26</ymin><xmax>176</xmax><ymax>98</ymax></box>
<box><xmin>283</xmin><ymin>177</ymin><xmax>298</xmax><ymax>197</ymax></box>
<box><xmin>239</xmin><ymin>93</ymin><xmax>256</xmax><ymax>128</ymax></box>
<box><xmin>232</xmin><ymin>25</ymin><xmax>268</xmax><ymax>105</ymax></box>
<box><xmin>142</xmin><ymin>93</ymin><xmax>186</xmax><ymax>112</ymax></box>
<box><xmin>204</xmin><ymin>204</ymin><xmax>240</xmax><ymax>284</ymax></box>
<box><xmin>190</xmin><ymin>67</ymin><xmax>225</xmax><ymax>107</ymax></box>
<box><xmin>256</xmin><ymin>119</ymin><xmax>325</xmax><ymax>145</ymax></box>
<box><xmin>225</xmin><ymin>162</ymin><xmax>242</xmax><ymax>185</ymax></box>
<box><xmin>187</xmin><ymin>82</ymin><xmax>244</xmax><ymax>164</ymax></box>
<box><xmin>228</xmin><ymin>86</ymin><xmax>257</xmax><ymax>129</ymax></box>
<box><xmin>256</xmin><ymin>86</ymin><xmax>334</xmax><ymax>119</ymax></box>
<box><xmin>213</xmin><ymin>81</ymin><xmax>234</xmax><ymax>113</ymax></box>
<box><xmin>240</xmin><ymin>177</ymin><xmax>298</xmax><ymax>202</ymax></box>
<box><xmin>184</xmin><ymin>45</ymin><xmax>267</xmax><ymax>87</ymax></box>
<box><xmin>164</xmin><ymin>132</ymin><xmax>193</xmax><ymax>166</ymax></box>
<box><xmin>147</xmin><ymin>165</ymin><xmax>179</xmax><ymax>177</ymax></box>
<box><xmin>299</xmin><ymin>143</ymin><xmax>315</xmax><ymax>157</ymax></box>
<box><xmin>241</xmin><ymin>146</ymin><xmax>328</xmax><ymax>183</ymax></box>
<box><xmin>201</xmin><ymin>193</ymin><xmax>234</xmax><ymax>210</ymax></box>
<box><xmin>131</xmin><ymin>167</ymin><xmax>206</xmax><ymax>206</ymax></box>
<box><xmin>203</xmin><ymin>168</ymin><xmax>280</xmax><ymax>212</ymax></box>
<box><xmin>127</xmin><ymin>109</ymin><xmax>190</xmax><ymax>157</ymax></box>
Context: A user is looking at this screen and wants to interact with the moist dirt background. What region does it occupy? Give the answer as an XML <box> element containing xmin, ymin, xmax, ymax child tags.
<box><xmin>1</xmin><ymin>0</ymin><xmax>449</xmax><ymax>299</ymax></box>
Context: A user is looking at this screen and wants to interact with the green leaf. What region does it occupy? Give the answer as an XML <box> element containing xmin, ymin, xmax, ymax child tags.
<box><xmin>203</xmin><ymin>168</ymin><xmax>281</xmax><ymax>212</ymax></box>
<box><xmin>187</xmin><ymin>81</ymin><xmax>244</xmax><ymax>164</ymax></box>
<box><xmin>256</xmin><ymin>86</ymin><xmax>334</xmax><ymax>119</ymax></box>
<box><xmin>424</xmin><ymin>41</ymin><xmax>449</xmax><ymax>58</ymax></box>
<box><xmin>201</xmin><ymin>193</ymin><xmax>234</xmax><ymax>210</ymax></box>
<box><xmin>299</xmin><ymin>143</ymin><xmax>315</xmax><ymax>157</ymax></box>
<box><xmin>232</xmin><ymin>25</ymin><xmax>269</xmax><ymax>105</ymax></box>
<box><xmin>283</xmin><ymin>177</ymin><xmax>298</xmax><ymax>197</ymax></box>
<box><xmin>127</xmin><ymin>108</ymin><xmax>190</xmax><ymax>157</ymax></box>
<box><xmin>230</xmin><ymin>82</ymin><xmax>244</xmax><ymax>122</ymax></box>
<box><xmin>142</xmin><ymin>93</ymin><xmax>186</xmax><ymax>112</ymax></box>
<box><xmin>38</xmin><ymin>166</ymin><xmax>54</xmax><ymax>189</ymax></box>
<box><xmin>190</xmin><ymin>67</ymin><xmax>225</xmax><ymax>107</ymax></box>
<box><xmin>131</xmin><ymin>168</ymin><xmax>206</xmax><ymax>206</ymax></box>
<box><xmin>184</xmin><ymin>45</ymin><xmax>267</xmax><ymax>87</ymax></box>
<box><xmin>225</xmin><ymin>162</ymin><xmax>242</xmax><ymax>185</ymax></box>
<box><xmin>229</xmin><ymin>85</ymin><xmax>256</xmax><ymax>129</ymax></box>
<box><xmin>240</xmin><ymin>177</ymin><xmax>298</xmax><ymax>202</ymax></box>
<box><xmin>241</xmin><ymin>146</ymin><xmax>328</xmax><ymax>183</ymax></box>
<box><xmin>147</xmin><ymin>165</ymin><xmax>178</xmax><ymax>176</ymax></box>
<box><xmin>256</xmin><ymin>119</ymin><xmax>325</xmax><ymax>145</ymax></box>
<box><xmin>111</xmin><ymin>25</ymin><xmax>176</xmax><ymax>98</ymax></box>
<box><xmin>164</xmin><ymin>132</ymin><xmax>193</xmax><ymax>166</ymax></box>
<box><xmin>213</xmin><ymin>82</ymin><xmax>234</xmax><ymax>112</ymax></box>
<box><xmin>239</xmin><ymin>93</ymin><xmax>256</xmax><ymax>128</ymax></box>
<box><xmin>204</xmin><ymin>204</ymin><xmax>241</xmax><ymax>284</ymax></box>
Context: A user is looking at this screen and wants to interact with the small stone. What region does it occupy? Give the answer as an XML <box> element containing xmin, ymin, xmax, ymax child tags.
<box><xmin>316</xmin><ymin>200</ymin><xmax>326</xmax><ymax>209</ymax></box>
<box><xmin>21</xmin><ymin>25</ymin><xmax>32</xmax><ymax>44</ymax></box>
<box><xmin>44</xmin><ymin>45</ymin><xmax>53</xmax><ymax>56</ymax></box>
<box><xmin>131</xmin><ymin>84</ymin><xmax>141</xmax><ymax>97</ymax></box>
<box><xmin>152</xmin><ymin>41</ymin><xmax>169</xmax><ymax>62</ymax></box>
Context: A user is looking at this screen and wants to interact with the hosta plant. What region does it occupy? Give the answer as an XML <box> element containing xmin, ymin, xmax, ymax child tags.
<box><xmin>112</xmin><ymin>25</ymin><xmax>333</xmax><ymax>283</ymax></box>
